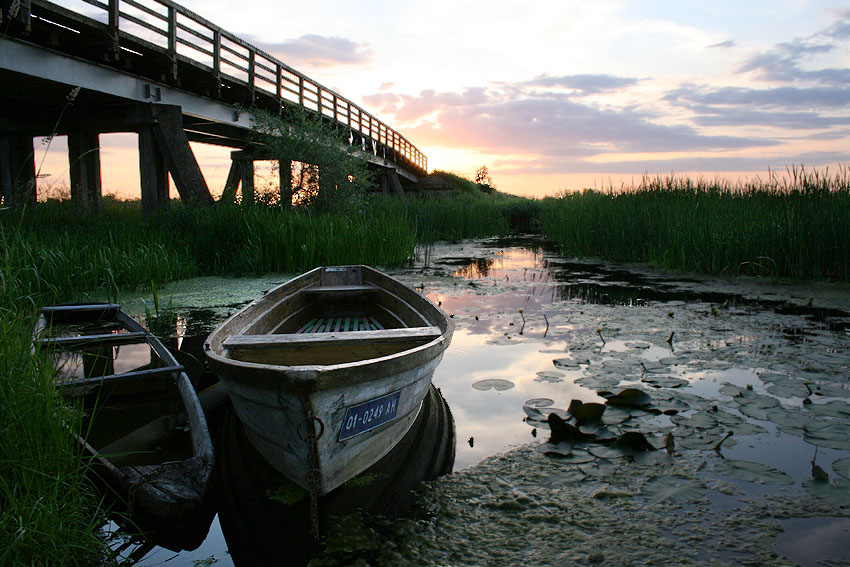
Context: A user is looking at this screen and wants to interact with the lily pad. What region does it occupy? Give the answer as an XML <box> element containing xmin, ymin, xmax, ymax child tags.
<box><xmin>540</xmin><ymin>470</ymin><xmax>587</xmax><ymax>487</ymax></box>
<box><xmin>587</xmin><ymin>445</ymin><xmax>630</xmax><ymax>459</ymax></box>
<box><xmin>802</xmin><ymin>478</ymin><xmax>850</xmax><ymax>507</ymax></box>
<box><xmin>642</xmin><ymin>375</ymin><xmax>688</xmax><ymax>389</ymax></box>
<box><xmin>671</xmin><ymin>412</ymin><xmax>718</xmax><ymax>429</ymax></box>
<box><xmin>604</xmin><ymin>388</ymin><xmax>652</xmax><ymax>408</ymax></box>
<box><xmin>713</xmin><ymin>459</ymin><xmax>794</xmax><ymax>485</ymax></box>
<box><xmin>641</xmin><ymin>475</ymin><xmax>707</xmax><ymax>503</ymax></box>
<box><xmin>551</xmin><ymin>448</ymin><xmax>596</xmax><ymax>464</ymax></box>
<box><xmin>524</xmin><ymin>398</ymin><xmax>555</xmax><ymax>408</ymax></box>
<box><xmin>601</xmin><ymin>405</ymin><xmax>632</xmax><ymax>425</ymax></box>
<box><xmin>832</xmin><ymin>458</ymin><xmax>850</xmax><ymax>480</ymax></box>
<box><xmin>537</xmin><ymin>440</ymin><xmax>575</xmax><ymax>457</ymax></box>
<box><xmin>804</xmin><ymin>421</ymin><xmax>850</xmax><ymax>451</ymax></box>
<box><xmin>766</xmin><ymin>383</ymin><xmax>811</xmax><ymax>398</ymax></box>
<box><xmin>553</xmin><ymin>358</ymin><xmax>584</xmax><ymax>369</ymax></box>
<box><xmin>677</xmin><ymin>433</ymin><xmax>736</xmax><ymax>451</ymax></box>
<box><xmin>547</xmin><ymin>413</ymin><xmax>585</xmax><ymax>444</ymax></box>
<box><xmin>535</xmin><ymin>371</ymin><xmax>564</xmax><ymax>383</ymax></box>
<box><xmin>805</xmin><ymin>400</ymin><xmax>850</xmax><ymax>419</ymax></box>
<box><xmin>472</xmin><ymin>379</ymin><xmax>514</xmax><ymax>391</ymax></box>
<box><xmin>572</xmin><ymin>402</ymin><xmax>606</xmax><ymax>424</ymax></box>
<box><xmin>613</xmin><ymin>431</ymin><xmax>657</xmax><ymax>452</ymax></box>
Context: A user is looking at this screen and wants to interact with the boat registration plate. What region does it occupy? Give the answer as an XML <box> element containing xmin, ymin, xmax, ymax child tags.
<box><xmin>339</xmin><ymin>390</ymin><xmax>401</xmax><ymax>440</ymax></box>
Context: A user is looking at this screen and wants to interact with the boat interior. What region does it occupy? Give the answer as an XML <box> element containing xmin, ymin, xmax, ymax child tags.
<box><xmin>223</xmin><ymin>267</ymin><xmax>443</xmax><ymax>366</ymax></box>
<box><xmin>37</xmin><ymin>306</ymin><xmax>195</xmax><ymax>467</ymax></box>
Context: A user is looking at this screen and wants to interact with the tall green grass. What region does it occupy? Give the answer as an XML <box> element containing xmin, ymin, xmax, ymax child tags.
<box><xmin>0</xmin><ymin>246</ymin><xmax>112</xmax><ymax>565</ymax></box>
<box><xmin>539</xmin><ymin>166</ymin><xmax>850</xmax><ymax>281</ymax></box>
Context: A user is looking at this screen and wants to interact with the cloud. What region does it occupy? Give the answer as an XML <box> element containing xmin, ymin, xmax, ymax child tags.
<box><xmin>738</xmin><ymin>11</ymin><xmax>850</xmax><ymax>85</ymax></box>
<box><xmin>367</xmin><ymin>83</ymin><xmax>777</xmax><ymax>165</ymax></box>
<box><xmin>665</xmin><ymin>84</ymin><xmax>850</xmax><ymax>110</ymax></box>
<box><xmin>707</xmin><ymin>40</ymin><xmax>736</xmax><ymax>49</ymax></box>
<box><xmin>252</xmin><ymin>34</ymin><xmax>372</xmax><ymax>67</ymax></box>
<box><xmin>491</xmin><ymin>150</ymin><xmax>850</xmax><ymax>176</ymax></box>
<box><xmin>522</xmin><ymin>73</ymin><xmax>642</xmax><ymax>95</ymax></box>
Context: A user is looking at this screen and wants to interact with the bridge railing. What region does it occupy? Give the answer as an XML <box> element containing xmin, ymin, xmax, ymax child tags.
<box><xmin>33</xmin><ymin>0</ymin><xmax>427</xmax><ymax>172</ymax></box>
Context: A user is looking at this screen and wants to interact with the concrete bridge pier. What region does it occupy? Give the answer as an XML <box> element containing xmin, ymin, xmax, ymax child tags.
<box><xmin>67</xmin><ymin>130</ymin><xmax>103</xmax><ymax>213</ymax></box>
<box><xmin>0</xmin><ymin>133</ymin><xmax>37</xmax><ymax>208</ymax></box>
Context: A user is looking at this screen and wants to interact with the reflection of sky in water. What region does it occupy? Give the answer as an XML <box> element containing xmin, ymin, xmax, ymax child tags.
<box><xmin>433</xmin><ymin>329</ymin><xmax>605</xmax><ymax>469</ymax></box>
<box><xmin>776</xmin><ymin>517</ymin><xmax>850</xmax><ymax>567</ymax></box>
<box><xmin>52</xmin><ymin>343</ymin><xmax>154</xmax><ymax>381</ymax></box>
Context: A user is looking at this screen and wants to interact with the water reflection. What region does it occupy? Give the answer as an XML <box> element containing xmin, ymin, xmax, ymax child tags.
<box><xmin>216</xmin><ymin>385</ymin><xmax>454</xmax><ymax>566</ymax></box>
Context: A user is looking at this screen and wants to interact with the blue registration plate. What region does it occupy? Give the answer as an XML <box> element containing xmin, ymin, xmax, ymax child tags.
<box><xmin>339</xmin><ymin>391</ymin><xmax>401</xmax><ymax>441</ymax></box>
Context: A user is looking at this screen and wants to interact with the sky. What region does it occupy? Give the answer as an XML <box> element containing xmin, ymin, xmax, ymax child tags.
<box><xmin>37</xmin><ymin>0</ymin><xmax>850</xmax><ymax>198</ymax></box>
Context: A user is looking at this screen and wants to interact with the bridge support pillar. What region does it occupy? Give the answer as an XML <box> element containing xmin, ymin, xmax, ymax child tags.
<box><xmin>149</xmin><ymin>105</ymin><xmax>214</xmax><ymax>206</ymax></box>
<box><xmin>139</xmin><ymin>126</ymin><xmax>169</xmax><ymax>214</ymax></box>
<box><xmin>220</xmin><ymin>159</ymin><xmax>240</xmax><ymax>204</ymax></box>
<box><xmin>240</xmin><ymin>158</ymin><xmax>254</xmax><ymax>207</ymax></box>
<box><xmin>0</xmin><ymin>133</ymin><xmax>36</xmax><ymax>208</ymax></box>
<box><xmin>68</xmin><ymin>130</ymin><xmax>103</xmax><ymax>214</ymax></box>
<box><xmin>278</xmin><ymin>155</ymin><xmax>293</xmax><ymax>208</ymax></box>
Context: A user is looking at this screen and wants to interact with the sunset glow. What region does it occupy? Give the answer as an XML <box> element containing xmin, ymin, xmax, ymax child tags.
<box><xmin>35</xmin><ymin>0</ymin><xmax>850</xmax><ymax>198</ymax></box>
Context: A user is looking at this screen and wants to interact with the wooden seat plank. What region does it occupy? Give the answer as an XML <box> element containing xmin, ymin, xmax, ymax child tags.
<box><xmin>40</xmin><ymin>331</ymin><xmax>148</xmax><ymax>349</ymax></box>
<box><xmin>301</xmin><ymin>285</ymin><xmax>380</xmax><ymax>294</ymax></box>
<box><xmin>224</xmin><ymin>326</ymin><xmax>442</xmax><ymax>349</ymax></box>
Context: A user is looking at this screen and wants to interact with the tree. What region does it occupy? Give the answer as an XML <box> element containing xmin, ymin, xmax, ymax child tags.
<box><xmin>249</xmin><ymin>108</ymin><xmax>375</xmax><ymax>213</ymax></box>
<box><xmin>475</xmin><ymin>165</ymin><xmax>494</xmax><ymax>192</ymax></box>
<box><xmin>475</xmin><ymin>165</ymin><xmax>493</xmax><ymax>184</ymax></box>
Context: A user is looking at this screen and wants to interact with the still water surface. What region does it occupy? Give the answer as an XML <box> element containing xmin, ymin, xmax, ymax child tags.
<box><xmin>116</xmin><ymin>237</ymin><xmax>850</xmax><ymax>566</ymax></box>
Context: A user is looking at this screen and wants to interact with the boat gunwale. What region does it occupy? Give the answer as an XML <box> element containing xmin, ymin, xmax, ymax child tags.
<box><xmin>205</xmin><ymin>265</ymin><xmax>454</xmax><ymax>391</ymax></box>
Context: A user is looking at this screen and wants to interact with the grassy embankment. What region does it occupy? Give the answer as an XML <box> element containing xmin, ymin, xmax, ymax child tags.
<box><xmin>539</xmin><ymin>166</ymin><xmax>850</xmax><ymax>281</ymax></box>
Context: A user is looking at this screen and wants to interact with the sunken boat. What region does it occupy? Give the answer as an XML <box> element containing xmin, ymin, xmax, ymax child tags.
<box><xmin>33</xmin><ymin>303</ymin><xmax>215</xmax><ymax>551</ymax></box>
<box><xmin>204</xmin><ymin>265</ymin><xmax>453</xmax><ymax>495</ymax></box>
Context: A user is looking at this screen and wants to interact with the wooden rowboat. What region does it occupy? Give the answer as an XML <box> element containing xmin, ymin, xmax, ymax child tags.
<box><xmin>33</xmin><ymin>303</ymin><xmax>215</xmax><ymax>551</ymax></box>
<box><xmin>204</xmin><ymin>265</ymin><xmax>453</xmax><ymax>496</ymax></box>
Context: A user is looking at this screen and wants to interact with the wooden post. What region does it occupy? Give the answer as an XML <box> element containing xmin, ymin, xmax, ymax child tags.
<box><xmin>166</xmin><ymin>5</ymin><xmax>178</xmax><ymax>83</ymax></box>
<box><xmin>68</xmin><ymin>130</ymin><xmax>103</xmax><ymax>214</ymax></box>
<box><xmin>0</xmin><ymin>133</ymin><xmax>36</xmax><ymax>208</ymax></box>
<box><xmin>278</xmin><ymin>154</ymin><xmax>292</xmax><ymax>208</ymax></box>
<box><xmin>138</xmin><ymin>126</ymin><xmax>169</xmax><ymax>215</ymax></box>
<box><xmin>210</xmin><ymin>30</ymin><xmax>222</xmax><ymax>98</ymax></box>
<box><xmin>149</xmin><ymin>105</ymin><xmax>214</xmax><ymax>206</ymax></box>
<box><xmin>220</xmin><ymin>158</ymin><xmax>241</xmax><ymax>203</ymax></box>
<box><xmin>106</xmin><ymin>0</ymin><xmax>119</xmax><ymax>61</ymax></box>
<box><xmin>240</xmin><ymin>158</ymin><xmax>254</xmax><ymax>207</ymax></box>
<box><xmin>380</xmin><ymin>169</ymin><xmax>388</xmax><ymax>195</ymax></box>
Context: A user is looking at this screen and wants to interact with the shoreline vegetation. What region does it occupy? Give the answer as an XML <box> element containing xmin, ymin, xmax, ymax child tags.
<box><xmin>2</xmin><ymin>165</ymin><xmax>849</xmax><ymax>564</ymax></box>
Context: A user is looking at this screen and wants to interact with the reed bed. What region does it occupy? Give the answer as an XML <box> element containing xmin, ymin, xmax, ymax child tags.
<box><xmin>539</xmin><ymin>166</ymin><xmax>850</xmax><ymax>281</ymax></box>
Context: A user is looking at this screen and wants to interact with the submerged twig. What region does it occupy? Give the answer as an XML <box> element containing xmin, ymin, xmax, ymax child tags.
<box><xmin>543</xmin><ymin>313</ymin><xmax>549</xmax><ymax>338</ymax></box>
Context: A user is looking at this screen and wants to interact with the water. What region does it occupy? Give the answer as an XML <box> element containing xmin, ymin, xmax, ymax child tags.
<box><xmin>112</xmin><ymin>237</ymin><xmax>850</xmax><ymax>566</ymax></box>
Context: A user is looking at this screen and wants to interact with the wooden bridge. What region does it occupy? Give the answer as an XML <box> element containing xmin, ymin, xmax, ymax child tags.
<box><xmin>0</xmin><ymin>0</ymin><xmax>427</xmax><ymax>212</ymax></box>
